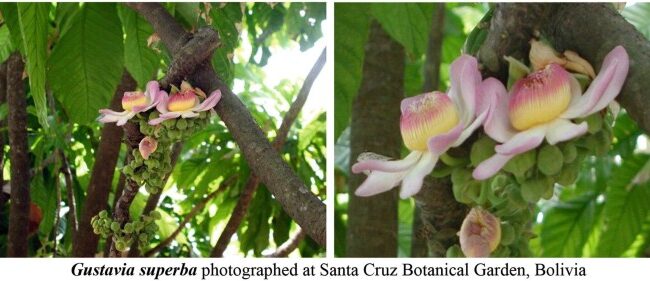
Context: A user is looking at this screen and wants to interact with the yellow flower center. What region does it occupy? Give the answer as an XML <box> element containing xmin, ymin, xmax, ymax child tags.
<box><xmin>122</xmin><ymin>91</ymin><xmax>148</xmax><ymax>111</ymax></box>
<box><xmin>167</xmin><ymin>90</ymin><xmax>198</xmax><ymax>112</ymax></box>
<box><xmin>508</xmin><ymin>64</ymin><xmax>572</xmax><ymax>131</ymax></box>
<box><xmin>401</xmin><ymin>93</ymin><xmax>459</xmax><ymax>151</ymax></box>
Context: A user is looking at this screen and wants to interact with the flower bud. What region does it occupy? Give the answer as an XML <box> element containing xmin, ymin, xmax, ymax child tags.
<box><xmin>139</xmin><ymin>136</ymin><xmax>158</xmax><ymax>160</ymax></box>
<box><xmin>459</xmin><ymin>208</ymin><xmax>501</xmax><ymax>257</ymax></box>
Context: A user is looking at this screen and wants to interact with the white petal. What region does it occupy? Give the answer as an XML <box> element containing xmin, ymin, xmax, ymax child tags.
<box><xmin>354</xmin><ymin>171</ymin><xmax>407</xmax><ymax>197</ymax></box>
<box><xmin>494</xmin><ymin>125</ymin><xmax>547</xmax><ymax>155</ymax></box>
<box><xmin>400</xmin><ymin>152</ymin><xmax>438</xmax><ymax>199</ymax></box>
<box><xmin>545</xmin><ymin>118</ymin><xmax>588</xmax><ymax>145</ymax></box>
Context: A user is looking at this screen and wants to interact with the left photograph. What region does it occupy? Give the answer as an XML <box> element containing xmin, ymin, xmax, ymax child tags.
<box><xmin>0</xmin><ymin>2</ymin><xmax>326</xmax><ymax>257</ymax></box>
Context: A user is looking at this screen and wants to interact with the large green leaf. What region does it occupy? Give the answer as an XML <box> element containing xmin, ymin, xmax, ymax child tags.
<box><xmin>0</xmin><ymin>3</ymin><xmax>24</xmax><ymax>54</ymax></box>
<box><xmin>209</xmin><ymin>3</ymin><xmax>243</xmax><ymax>88</ymax></box>
<box><xmin>623</xmin><ymin>3</ymin><xmax>650</xmax><ymax>40</ymax></box>
<box><xmin>596</xmin><ymin>154</ymin><xmax>650</xmax><ymax>256</ymax></box>
<box><xmin>117</xmin><ymin>5</ymin><xmax>160</xmax><ymax>89</ymax></box>
<box><xmin>48</xmin><ymin>3</ymin><xmax>124</xmax><ymax>124</ymax></box>
<box><xmin>371</xmin><ymin>3</ymin><xmax>434</xmax><ymax>57</ymax></box>
<box><xmin>0</xmin><ymin>25</ymin><xmax>14</xmax><ymax>63</ymax></box>
<box><xmin>540</xmin><ymin>193</ymin><xmax>597</xmax><ymax>257</ymax></box>
<box><xmin>334</xmin><ymin>4</ymin><xmax>370</xmax><ymax>139</ymax></box>
<box><xmin>18</xmin><ymin>3</ymin><xmax>51</xmax><ymax>130</ymax></box>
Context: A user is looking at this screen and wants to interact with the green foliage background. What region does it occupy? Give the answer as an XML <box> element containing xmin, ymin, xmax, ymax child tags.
<box><xmin>334</xmin><ymin>2</ymin><xmax>650</xmax><ymax>257</ymax></box>
<box><xmin>0</xmin><ymin>2</ymin><xmax>326</xmax><ymax>257</ymax></box>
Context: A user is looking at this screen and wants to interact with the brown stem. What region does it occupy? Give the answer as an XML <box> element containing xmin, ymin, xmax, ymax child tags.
<box><xmin>6</xmin><ymin>53</ymin><xmax>30</xmax><ymax>257</ymax></box>
<box><xmin>128</xmin><ymin>2</ymin><xmax>326</xmax><ymax>246</ymax></box>
<box><xmin>264</xmin><ymin>228</ymin><xmax>306</xmax><ymax>258</ymax></box>
<box><xmin>73</xmin><ymin>71</ymin><xmax>136</xmax><ymax>257</ymax></box>
<box><xmin>0</xmin><ymin>61</ymin><xmax>7</xmax><ymax>209</ymax></box>
<box><xmin>210</xmin><ymin>49</ymin><xmax>326</xmax><ymax>257</ymax></box>
<box><xmin>347</xmin><ymin>21</ymin><xmax>404</xmax><ymax>257</ymax></box>
<box><xmin>145</xmin><ymin>176</ymin><xmax>236</xmax><ymax>257</ymax></box>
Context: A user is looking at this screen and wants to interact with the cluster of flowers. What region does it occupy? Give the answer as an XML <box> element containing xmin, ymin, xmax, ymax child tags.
<box><xmin>91</xmin><ymin>210</ymin><xmax>162</xmax><ymax>253</ymax></box>
<box><xmin>98</xmin><ymin>80</ymin><xmax>221</xmax><ymax>193</ymax></box>
<box><xmin>352</xmin><ymin>40</ymin><xmax>629</xmax><ymax>257</ymax></box>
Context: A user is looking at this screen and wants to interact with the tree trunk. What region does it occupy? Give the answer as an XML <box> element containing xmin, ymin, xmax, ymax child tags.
<box><xmin>347</xmin><ymin>21</ymin><xmax>404</xmax><ymax>257</ymax></box>
<box><xmin>6</xmin><ymin>53</ymin><xmax>30</xmax><ymax>256</ymax></box>
<box><xmin>73</xmin><ymin>71</ymin><xmax>136</xmax><ymax>257</ymax></box>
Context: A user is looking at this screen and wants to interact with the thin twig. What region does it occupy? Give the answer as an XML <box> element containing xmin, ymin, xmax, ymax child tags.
<box><xmin>145</xmin><ymin>176</ymin><xmax>236</xmax><ymax>257</ymax></box>
<box><xmin>61</xmin><ymin>151</ymin><xmax>78</xmax><ymax>239</ymax></box>
<box><xmin>51</xmin><ymin>154</ymin><xmax>62</xmax><ymax>257</ymax></box>
<box><xmin>264</xmin><ymin>228</ymin><xmax>306</xmax><ymax>258</ymax></box>
<box><xmin>210</xmin><ymin>49</ymin><xmax>326</xmax><ymax>257</ymax></box>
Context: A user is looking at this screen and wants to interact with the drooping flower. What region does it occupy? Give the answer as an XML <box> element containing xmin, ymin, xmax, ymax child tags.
<box><xmin>459</xmin><ymin>207</ymin><xmax>501</xmax><ymax>257</ymax></box>
<box><xmin>139</xmin><ymin>136</ymin><xmax>158</xmax><ymax>160</ymax></box>
<box><xmin>148</xmin><ymin>81</ymin><xmax>221</xmax><ymax>125</ymax></box>
<box><xmin>351</xmin><ymin>55</ymin><xmax>488</xmax><ymax>199</ymax></box>
<box><xmin>473</xmin><ymin>42</ymin><xmax>628</xmax><ymax>180</ymax></box>
<box><xmin>98</xmin><ymin>81</ymin><xmax>164</xmax><ymax>126</ymax></box>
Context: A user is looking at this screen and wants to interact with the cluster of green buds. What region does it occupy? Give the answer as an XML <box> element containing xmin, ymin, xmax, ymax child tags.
<box><xmin>91</xmin><ymin>210</ymin><xmax>162</xmax><ymax>253</ymax></box>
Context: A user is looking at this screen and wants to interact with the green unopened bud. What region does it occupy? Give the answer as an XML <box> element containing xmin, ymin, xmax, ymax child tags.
<box><xmin>503</xmin><ymin>150</ymin><xmax>536</xmax><ymax>177</ymax></box>
<box><xmin>150</xmin><ymin>210</ymin><xmax>162</xmax><ymax>220</ymax></box>
<box><xmin>176</xmin><ymin>118</ymin><xmax>188</xmax><ymax>130</ymax></box>
<box><xmin>521</xmin><ymin>177</ymin><xmax>552</xmax><ymax>203</ymax></box>
<box><xmin>99</xmin><ymin>210</ymin><xmax>108</xmax><ymax>219</ymax></box>
<box><xmin>124</xmin><ymin>223</ymin><xmax>134</xmax><ymax>234</ymax></box>
<box><xmin>471</xmin><ymin>136</ymin><xmax>496</xmax><ymax>167</ymax></box>
<box><xmin>562</xmin><ymin>142</ymin><xmax>578</xmax><ymax>163</ymax></box>
<box><xmin>537</xmin><ymin>144</ymin><xmax>563</xmax><ymax>176</ymax></box>
<box><xmin>557</xmin><ymin>160</ymin><xmax>581</xmax><ymax>186</ymax></box>
<box><xmin>139</xmin><ymin>233</ymin><xmax>148</xmax><ymax>242</ymax></box>
<box><xmin>148</xmin><ymin>111</ymin><xmax>160</xmax><ymax>121</ymax></box>
<box><xmin>115</xmin><ymin>241</ymin><xmax>127</xmax><ymax>252</ymax></box>
<box><xmin>446</xmin><ymin>245</ymin><xmax>465</xmax><ymax>258</ymax></box>
<box><xmin>500</xmin><ymin>223</ymin><xmax>515</xmax><ymax>246</ymax></box>
<box><xmin>585</xmin><ymin>113</ymin><xmax>603</xmax><ymax>134</ymax></box>
<box><xmin>111</xmin><ymin>222</ymin><xmax>121</xmax><ymax>232</ymax></box>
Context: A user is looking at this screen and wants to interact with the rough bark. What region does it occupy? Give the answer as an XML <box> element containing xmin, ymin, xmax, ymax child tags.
<box><xmin>347</xmin><ymin>21</ymin><xmax>404</xmax><ymax>257</ymax></box>
<box><xmin>412</xmin><ymin>3</ymin><xmax>446</xmax><ymax>258</ymax></box>
<box><xmin>73</xmin><ymin>71</ymin><xmax>136</xmax><ymax>257</ymax></box>
<box><xmin>211</xmin><ymin>49</ymin><xmax>326</xmax><ymax>257</ymax></box>
<box><xmin>413</xmin><ymin>176</ymin><xmax>468</xmax><ymax>257</ymax></box>
<box><xmin>6</xmin><ymin>53</ymin><xmax>29</xmax><ymax>257</ymax></box>
<box><xmin>127</xmin><ymin>2</ymin><xmax>326</xmax><ymax>247</ymax></box>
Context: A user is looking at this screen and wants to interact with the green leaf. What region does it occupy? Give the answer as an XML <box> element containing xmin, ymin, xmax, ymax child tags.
<box><xmin>596</xmin><ymin>154</ymin><xmax>650</xmax><ymax>256</ymax></box>
<box><xmin>17</xmin><ymin>3</ymin><xmax>51</xmax><ymax>130</ymax></box>
<box><xmin>48</xmin><ymin>3</ymin><xmax>124</xmax><ymax>124</ymax></box>
<box><xmin>334</xmin><ymin>3</ymin><xmax>370</xmax><ymax>139</ymax></box>
<box><xmin>371</xmin><ymin>3</ymin><xmax>434</xmax><ymax>57</ymax></box>
<box><xmin>0</xmin><ymin>25</ymin><xmax>15</xmax><ymax>63</ymax></box>
<box><xmin>540</xmin><ymin>193</ymin><xmax>597</xmax><ymax>257</ymax></box>
<box><xmin>623</xmin><ymin>3</ymin><xmax>650</xmax><ymax>40</ymax></box>
<box><xmin>117</xmin><ymin>6</ymin><xmax>160</xmax><ymax>89</ymax></box>
<box><xmin>209</xmin><ymin>3</ymin><xmax>243</xmax><ymax>88</ymax></box>
<box><xmin>0</xmin><ymin>3</ymin><xmax>24</xmax><ymax>54</ymax></box>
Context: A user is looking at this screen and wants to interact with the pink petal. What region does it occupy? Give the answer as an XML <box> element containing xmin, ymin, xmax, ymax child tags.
<box><xmin>148</xmin><ymin>112</ymin><xmax>182</xmax><ymax>125</ymax></box>
<box><xmin>494</xmin><ymin>126</ymin><xmax>546</xmax><ymax>155</ymax></box>
<box><xmin>139</xmin><ymin>136</ymin><xmax>158</xmax><ymax>160</ymax></box>
<box><xmin>351</xmin><ymin>151</ymin><xmax>421</xmax><ymax>174</ymax></box>
<box><xmin>155</xmin><ymin>91</ymin><xmax>170</xmax><ymax>114</ymax></box>
<box><xmin>427</xmin><ymin>123</ymin><xmax>463</xmax><ymax>155</ymax></box>
<box><xmin>561</xmin><ymin>46</ymin><xmax>629</xmax><ymax>119</ymax></box>
<box><xmin>453</xmin><ymin>105</ymin><xmax>489</xmax><ymax>147</ymax></box>
<box><xmin>97</xmin><ymin>109</ymin><xmax>131</xmax><ymax>124</ymax></box>
<box><xmin>482</xmin><ymin>78</ymin><xmax>516</xmax><ymax>143</ymax></box>
<box><xmin>448</xmin><ymin>55</ymin><xmax>481</xmax><ymax>124</ymax></box>
<box><xmin>195</xmin><ymin>89</ymin><xmax>222</xmax><ymax>112</ymax></box>
<box><xmin>354</xmin><ymin>171</ymin><xmax>406</xmax><ymax>197</ymax></box>
<box><xmin>545</xmin><ymin>118</ymin><xmax>588</xmax><ymax>145</ymax></box>
<box><xmin>400</xmin><ymin>153</ymin><xmax>438</xmax><ymax>198</ymax></box>
<box><xmin>472</xmin><ymin>153</ymin><xmax>514</xmax><ymax>180</ymax></box>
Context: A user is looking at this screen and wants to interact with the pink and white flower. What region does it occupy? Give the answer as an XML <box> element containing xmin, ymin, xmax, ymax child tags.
<box><xmin>139</xmin><ymin>136</ymin><xmax>158</xmax><ymax>160</ymax></box>
<box><xmin>351</xmin><ymin>55</ymin><xmax>489</xmax><ymax>199</ymax></box>
<box><xmin>473</xmin><ymin>43</ymin><xmax>629</xmax><ymax>180</ymax></box>
<box><xmin>148</xmin><ymin>81</ymin><xmax>221</xmax><ymax>125</ymax></box>
<box><xmin>98</xmin><ymin>81</ymin><xmax>164</xmax><ymax>126</ymax></box>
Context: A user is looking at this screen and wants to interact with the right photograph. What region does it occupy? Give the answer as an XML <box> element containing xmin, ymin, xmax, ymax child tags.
<box><xmin>335</xmin><ymin>2</ymin><xmax>650</xmax><ymax>257</ymax></box>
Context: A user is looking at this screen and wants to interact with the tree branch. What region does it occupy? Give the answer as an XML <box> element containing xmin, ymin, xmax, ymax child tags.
<box><xmin>73</xmin><ymin>71</ymin><xmax>136</xmax><ymax>257</ymax></box>
<box><xmin>264</xmin><ymin>228</ymin><xmax>306</xmax><ymax>258</ymax></box>
<box><xmin>145</xmin><ymin>176</ymin><xmax>236</xmax><ymax>257</ymax></box>
<box><xmin>128</xmin><ymin>2</ymin><xmax>326</xmax><ymax>247</ymax></box>
<box><xmin>61</xmin><ymin>151</ymin><xmax>78</xmax><ymax>241</ymax></box>
<box><xmin>210</xmin><ymin>48</ymin><xmax>326</xmax><ymax>257</ymax></box>
<box><xmin>6</xmin><ymin>53</ymin><xmax>30</xmax><ymax>257</ymax></box>
<box><xmin>0</xmin><ymin>61</ymin><xmax>7</xmax><ymax>209</ymax></box>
